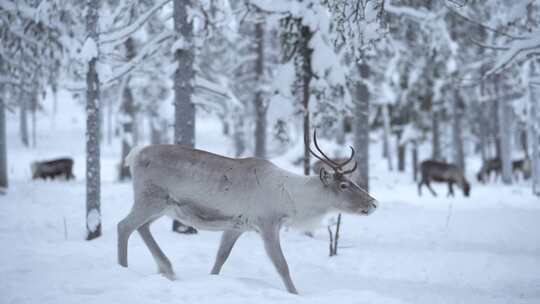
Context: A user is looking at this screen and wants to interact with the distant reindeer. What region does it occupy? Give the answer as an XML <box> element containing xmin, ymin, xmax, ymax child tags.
<box><xmin>31</xmin><ymin>158</ymin><xmax>75</xmax><ymax>180</ymax></box>
<box><xmin>476</xmin><ymin>157</ymin><xmax>501</xmax><ymax>183</ymax></box>
<box><xmin>476</xmin><ymin>157</ymin><xmax>531</xmax><ymax>183</ymax></box>
<box><xmin>512</xmin><ymin>158</ymin><xmax>532</xmax><ymax>180</ymax></box>
<box><xmin>117</xmin><ymin>131</ymin><xmax>377</xmax><ymax>294</ymax></box>
<box><xmin>418</xmin><ymin>160</ymin><xmax>470</xmax><ymax>197</ymax></box>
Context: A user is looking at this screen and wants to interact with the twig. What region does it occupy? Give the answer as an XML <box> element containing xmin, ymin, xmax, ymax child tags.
<box><xmin>327</xmin><ymin>225</ymin><xmax>334</xmax><ymax>256</ymax></box>
<box><xmin>63</xmin><ymin>216</ymin><xmax>68</xmax><ymax>240</ymax></box>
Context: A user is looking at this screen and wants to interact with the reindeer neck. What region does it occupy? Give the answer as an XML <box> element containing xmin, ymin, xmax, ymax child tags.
<box><xmin>283</xmin><ymin>175</ymin><xmax>336</xmax><ymax>223</ymax></box>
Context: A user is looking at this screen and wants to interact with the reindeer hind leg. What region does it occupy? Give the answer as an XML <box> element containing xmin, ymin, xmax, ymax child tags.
<box><xmin>211</xmin><ymin>230</ymin><xmax>243</xmax><ymax>275</ymax></box>
<box><xmin>138</xmin><ymin>221</ymin><xmax>175</xmax><ymax>279</ymax></box>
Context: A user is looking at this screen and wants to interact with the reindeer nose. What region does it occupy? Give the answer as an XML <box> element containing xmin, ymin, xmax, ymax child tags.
<box><xmin>370</xmin><ymin>198</ymin><xmax>378</xmax><ymax>209</ymax></box>
<box><xmin>363</xmin><ymin>198</ymin><xmax>378</xmax><ymax>215</ymax></box>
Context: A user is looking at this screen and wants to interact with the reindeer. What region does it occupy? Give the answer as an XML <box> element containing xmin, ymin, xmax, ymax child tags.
<box><xmin>31</xmin><ymin>158</ymin><xmax>75</xmax><ymax>180</ymax></box>
<box><xmin>476</xmin><ymin>157</ymin><xmax>531</xmax><ymax>183</ymax></box>
<box><xmin>476</xmin><ymin>157</ymin><xmax>501</xmax><ymax>183</ymax></box>
<box><xmin>418</xmin><ymin>160</ymin><xmax>470</xmax><ymax>197</ymax></box>
<box><xmin>117</xmin><ymin>132</ymin><xmax>377</xmax><ymax>294</ymax></box>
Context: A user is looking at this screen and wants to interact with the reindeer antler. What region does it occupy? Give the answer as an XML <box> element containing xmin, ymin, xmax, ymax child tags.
<box><xmin>308</xmin><ymin>130</ymin><xmax>358</xmax><ymax>175</ymax></box>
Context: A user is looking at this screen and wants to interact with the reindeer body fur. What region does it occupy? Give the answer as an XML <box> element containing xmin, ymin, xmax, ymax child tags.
<box><xmin>119</xmin><ymin>144</ymin><xmax>377</xmax><ymax>294</ymax></box>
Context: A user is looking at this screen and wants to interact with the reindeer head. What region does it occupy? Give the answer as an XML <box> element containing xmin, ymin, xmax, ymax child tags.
<box><xmin>309</xmin><ymin>131</ymin><xmax>378</xmax><ymax>215</ymax></box>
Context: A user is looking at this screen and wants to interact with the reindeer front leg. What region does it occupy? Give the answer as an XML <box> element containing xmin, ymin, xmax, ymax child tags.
<box><xmin>260</xmin><ymin>223</ymin><xmax>298</xmax><ymax>294</ymax></box>
<box><xmin>447</xmin><ymin>182</ymin><xmax>454</xmax><ymax>197</ymax></box>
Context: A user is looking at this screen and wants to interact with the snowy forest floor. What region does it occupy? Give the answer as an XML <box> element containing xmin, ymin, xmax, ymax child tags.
<box><xmin>1</xmin><ymin>96</ymin><xmax>540</xmax><ymax>304</ymax></box>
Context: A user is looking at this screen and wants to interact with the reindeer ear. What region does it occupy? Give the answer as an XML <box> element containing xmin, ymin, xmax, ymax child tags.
<box><xmin>319</xmin><ymin>167</ymin><xmax>332</xmax><ymax>186</ymax></box>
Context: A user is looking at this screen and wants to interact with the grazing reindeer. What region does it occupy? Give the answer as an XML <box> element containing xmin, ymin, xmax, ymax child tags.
<box><xmin>31</xmin><ymin>158</ymin><xmax>75</xmax><ymax>180</ymax></box>
<box><xmin>476</xmin><ymin>157</ymin><xmax>501</xmax><ymax>183</ymax></box>
<box><xmin>418</xmin><ymin>160</ymin><xmax>470</xmax><ymax>197</ymax></box>
<box><xmin>117</xmin><ymin>132</ymin><xmax>377</xmax><ymax>294</ymax></box>
<box><xmin>476</xmin><ymin>157</ymin><xmax>531</xmax><ymax>183</ymax></box>
<box><xmin>512</xmin><ymin>158</ymin><xmax>532</xmax><ymax>180</ymax></box>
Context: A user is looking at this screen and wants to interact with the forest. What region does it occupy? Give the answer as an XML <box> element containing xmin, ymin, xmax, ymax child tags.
<box><xmin>1</xmin><ymin>0</ymin><xmax>539</xmax><ymax>303</ymax></box>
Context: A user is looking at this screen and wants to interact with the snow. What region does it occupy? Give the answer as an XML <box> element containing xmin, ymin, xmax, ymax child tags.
<box><xmin>1</xmin><ymin>91</ymin><xmax>540</xmax><ymax>304</ymax></box>
<box><xmin>81</xmin><ymin>37</ymin><xmax>98</xmax><ymax>63</ymax></box>
<box><xmin>86</xmin><ymin>208</ymin><xmax>101</xmax><ymax>232</ymax></box>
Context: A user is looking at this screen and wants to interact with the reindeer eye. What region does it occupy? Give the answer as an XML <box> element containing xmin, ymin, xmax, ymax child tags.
<box><xmin>339</xmin><ymin>182</ymin><xmax>348</xmax><ymax>190</ymax></box>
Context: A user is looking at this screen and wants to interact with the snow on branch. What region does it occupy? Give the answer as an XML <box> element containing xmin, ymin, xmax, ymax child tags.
<box><xmin>102</xmin><ymin>30</ymin><xmax>173</xmax><ymax>85</ymax></box>
<box><xmin>194</xmin><ymin>76</ymin><xmax>230</xmax><ymax>99</ymax></box>
<box><xmin>486</xmin><ymin>29</ymin><xmax>540</xmax><ymax>75</ymax></box>
<box><xmin>100</xmin><ymin>0</ymin><xmax>171</xmax><ymax>46</ymax></box>
<box><xmin>385</xmin><ymin>0</ymin><xmax>436</xmax><ymax>21</ymax></box>
<box><xmin>0</xmin><ymin>0</ymin><xmax>38</xmax><ymax>21</ymax></box>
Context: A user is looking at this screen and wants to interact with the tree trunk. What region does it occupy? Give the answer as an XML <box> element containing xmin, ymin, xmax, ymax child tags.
<box><xmin>336</xmin><ymin>115</ymin><xmax>346</xmax><ymax>146</ymax></box>
<box><xmin>31</xmin><ymin>88</ymin><xmax>37</xmax><ymax>148</ymax></box>
<box><xmin>0</xmin><ymin>87</ymin><xmax>7</xmax><ymax>192</ymax></box>
<box><xmin>354</xmin><ymin>62</ymin><xmax>370</xmax><ymax>190</ymax></box>
<box><xmin>107</xmin><ymin>92</ymin><xmax>113</xmax><ymax>145</ymax></box>
<box><xmin>432</xmin><ymin>110</ymin><xmax>441</xmax><ymax>161</ymax></box>
<box><xmin>254</xmin><ymin>20</ymin><xmax>266</xmax><ymax>158</ymax></box>
<box><xmin>412</xmin><ymin>142</ymin><xmax>418</xmax><ymax>182</ymax></box>
<box><xmin>85</xmin><ymin>0</ymin><xmax>101</xmax><ymax>241</ymax></box>
<box><xmin>493</xmin><ymin>97</ymin><xmax>502</xmax><ymax>159</ymax></box>
<box><xmin>382</xmin><ymin>104</ymin><xmax>393</xmax><ymax>170</ymax></box>
<box><xmin>233</xmin><ymin>108</ymin><xmax>246</xmax><ymax>157</ymax></box>
<box><xmin>479</xmin><ymin>110</ymin><xmax>488</xmax><ymax>163</ymax></box>
<box><xmin>51</xmin><ymin>83</ymin><xmax>58</xmax><ymax>129</ymax></box>
<box><xmin>20</xmin><ymin>92</ymin><xmax>29</xmax><ymax>147</ymax></box>
<box><xmin>529</xmin><ymin>82</ymin><xmax>540</xmax><ymax>195</ymax></box>
<box><xmin>172</xmin><ymin>0</ymin><xmax>197</xmax><ymax>234</ymax></box>
<box><xmin>119</xmin><ymin>37</ymin><xmax>137</xmax><ymax>181</ymax></box>
<box><xmin>397</xmin><ymin>142</ymin><xmax>405</xmax><ymax>172</ymax></box>
<box><xmin>300</xmin><ymin>25</ymin><xmax>313</xmax><ymax>176</ymax></box>
<box><xmin>496</xmin><ymin>76</ymin><xmax>512</xmax><ymax>184</ymax></box>
<box><xmin>453</xmin><ymin>90</ymin><xmax>465</xmax><ymax>173</ymax></box>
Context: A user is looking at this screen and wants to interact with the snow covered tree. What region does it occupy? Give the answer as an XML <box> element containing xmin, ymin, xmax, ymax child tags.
<box><xmin>172</xmin><ymin>0</ymin><xmax>197</xmax><ymax>234</ymax></box>
<box><xmin>254</xmin><ymin>16</ymin><xmax>267</xmax><ymax>158</ymax></box>
<box><xmin>84</xmin><ymin>0</ymin><xmax>102</xmax><ymax>240</ymax></box>
<box><xmin>0</xmin><ymin>84</ymin><xmax>7</xmax><ymax>193</ymax></box>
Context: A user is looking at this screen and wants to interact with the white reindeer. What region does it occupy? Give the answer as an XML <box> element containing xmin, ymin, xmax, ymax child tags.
<box><xmin>117</xmin><ymin>132</ymin><xmax>378</xmax><ymax>294</ymax></box>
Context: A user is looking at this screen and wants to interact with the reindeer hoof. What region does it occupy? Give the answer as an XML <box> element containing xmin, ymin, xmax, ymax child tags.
<box><xmin>161</xmin><ymin>271</ymin><xmax>177</xmax><ymax>281</ymax></box>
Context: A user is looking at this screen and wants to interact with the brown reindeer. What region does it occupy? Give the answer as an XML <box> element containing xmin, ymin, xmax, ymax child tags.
<box><xmin>418</xmin><ymin>160</ymin><xmax>470</xmax><ymax>197</ymax></box>
<box><xmin>477</xmin><ymin>157</ymin><xmax>532</xmax><ymax>182</ymax></box>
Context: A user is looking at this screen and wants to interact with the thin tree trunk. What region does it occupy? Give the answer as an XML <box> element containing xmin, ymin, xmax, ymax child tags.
<box><xmin>300</xmin><ymin>25</ymin><xmax>313</xmax><ymax>176</ymax></box>
<box><xmin>398</xmin><ymin>142</ymin><xmax>405</xmax><ymax>172</ymax></box>
<box><xmin>0</xmin><ymin>86</ymin><xmax>7</xmax><ymax>192</ymax></box>
<box><xmin>51</xmin><ymin>83</ymin><xmax>58</xmax><ymax>129</ymax></box>
<box><xmin>479</xmin><ymin>110</ymin><xmax>488</xmax><ymax>163</ymax></box>
<box><xmin>31</xmin><ymin>89</ymin><xmax>37</xmax><ymax>148</ymax></box>
<box><xmin>453</xmin><ymin>90</ymin><xmax>465</xmax><ymax>173</ymax></box>
<box><xmin>52</xmin><ymin>83</ymin><xmax>58</xmax><ymax>116</ymax></box>
<box><xmin>493</xmin><ymin>97</ymin><xmax>502</xmax><ymax>159</ymax></box>
<box><xmin>354</xmin><ymin>62</ymin><xmax>370</xmax><ymax>191</ymax></box>
<box><xmin>107</xmin><ymin>93</ymin><xmax>113</xmax><ymax>145</ymax></box>
<box><xmin>119</xmin><ymin>37</ymin><xmax>137</xmax><ymax>181</ymax></box>
<box><xmin>382</xmin><ymin>104</ymin><xmax>392</xmax><ymax>170</ymax></box>
<box><xmin>336</xmin><ymin>114</ymin><xmax>346</xmax><ymax>146</ymax></box>
<box><xmin>20</xmin><ymin>92</ymin><xmax>29</xmax><ymax>147</ymax></box>
<box><xmin>496</xmin><ymin>76</ymin><xmax>512</xmax><ymax>184</ymax></box>
<box><xmin>529</xmin><ymin>83</ymin><xmax>540</xmax><ymax>195</ymax></box>
<box><xmin>85</xmin><ymin>0</ymin><xmax>101</xmax><ymax>241</ymax></box>
<box><xmin>254</xmin><ymin>20</ymin><xmax>266</xmax><ymax>158</ymax></box>
<box><xmin>412</xmin><ymin>141</ymin><xmax>418</xmax><ymax>182</ymax></box>
<box><xmin>432</xmin><ymin>110</ymin><xmax>441</xmax><ymax>161</ymax></box>
<box><xmin>233</xmin><ymin>108</ymin><xmax>245</xmax><ymax>157</ymax></box>
<box><xmin>172</xmin><ymin>0</ymin><xmax>197</xmax><ymax>234</ymax></box>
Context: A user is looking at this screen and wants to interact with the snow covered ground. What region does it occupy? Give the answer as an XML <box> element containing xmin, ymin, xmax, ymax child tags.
<box><xmin>1</xmin><ymin>96</ymin><xmax>540</xmax><ymax>304</ymax></box>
